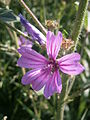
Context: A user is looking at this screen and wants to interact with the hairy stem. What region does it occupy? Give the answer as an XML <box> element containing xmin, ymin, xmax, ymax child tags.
<box><xmin>68</xmin><ymin>0</ymin><xmax>89</xmax><ymax>102</ymax></box>
<box><xmin>57</xmin><ymin>0</ymin><xmax>89</xmax><ymax>120</ymax></box>
<box><xmin>19</xmin><ymin>0</ymin><xmax>47</xmax><ymax>35</ymax></box>
<box><xmin>71</xmin><ymin>0</ymin><xmax>89</xmax><ymax>51</ymax></box>
<box><xmin>67</xmin><ymin>0</ymin><xmax>89</xmax><ymax>101</ymax></box>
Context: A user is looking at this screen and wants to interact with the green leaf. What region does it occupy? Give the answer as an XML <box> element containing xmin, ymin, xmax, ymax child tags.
<box><xmin>0</xmin><ymin>7</ymin><xmax>20</xmax><ymax>22</ymax></box>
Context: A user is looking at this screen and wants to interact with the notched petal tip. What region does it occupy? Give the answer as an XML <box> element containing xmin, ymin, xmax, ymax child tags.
<box><xmin>44</xmin><ymin>95</ymin><xmax>51</xmax><ymax>99</ymax></box>
<box><xmin>78</xmin><ymin>64</ymin><xmax>85</xmax><ymax>73</ymax></box>
<box><xmin>46</xmin><ymin>31</ymin><xmax>63</xmax><ymax>59</ymax></box>
<box><xmin>57</xmin><ymin>84</ymin><xmax>62</xmax><ymax>93</ymax></box>
<box><xmin>17</xmin><ymin>57</ymin><xmax>22</xmax><ymax>67</ymax></box>
<box><xmin>21</xmin><ymin>77</ymin><xmax>28</xmax><ymax>85</ymax></box>
<box><xmin>58</xmin><ymin>31</ymin><xmax>62</xmax><ymax>38</ymax></box>
<box><xmin>19</xmin><ymin>13</ymin><xmax>28</xmax><ymax>25</ymax></box>
<box><xmin>17</xmin><ymin>47</ymin><xmax>25</xmax><ymax>55</ymax></box>
<box><xmin>21</xmin><ymin>79</ymin><xmax>26</xmax><ymax>85</ymax></box>
<box><xmin>19</xmin><ymin>13</ymin><xmax>22</xmax><ymax>18</ymax></box>
<box><xmin>58</xmin><ymin>53</ymin><xmax>81</xmax><ymax>64</ymax></box>
<box><xmin>17</xmin><ymin>48</ymin><xmax>21</xmax><ymax>54</ymax></box>
<box><xmin>58</xmin><ymin>52</ymin><xmax>85</xmax><ymax>75</ymax></box>
<box><xmin>59</xmin><ymin>62</ymin><xmax>85</xmax><ymax>75</ymax></box>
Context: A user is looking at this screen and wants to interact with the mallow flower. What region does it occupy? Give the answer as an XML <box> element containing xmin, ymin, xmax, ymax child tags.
<box><xmin>19</xmin><ymin>14</ymin><xmax>46</xmax><ymax>45</ymax></box>
<box><xmin>17</xmin><ymin>31</ymin><xmax>84</xmax><ymax>98</ymax></box>
<box><xmin>18</xmin><ymin>32</ymin><xmax>33</xmax><ymax>48</ymax></box>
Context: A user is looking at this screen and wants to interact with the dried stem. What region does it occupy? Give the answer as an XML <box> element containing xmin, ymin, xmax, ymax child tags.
<box><xmin>19</xmin><ymin>0</ymin><xmax>47</xmax><ymax>35</ymax></box>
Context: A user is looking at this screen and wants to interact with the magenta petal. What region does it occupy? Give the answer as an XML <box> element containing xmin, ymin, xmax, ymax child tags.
<box><xmin>17</xmin><ymin>46</ymin><xmax>48</xmax><ymax>69</ymax></box>
<box><xmin>18</xmin><ymin>46</ymin><xmax>48</xmax><ymax>61</ymax></box>
<box><xmin>60</xmin><ymin>63</ymin><xmax>85</xmax><ymax>75</ymax></box>
<box><xmin>46</xmin><ymin>31</ymin><xmax>62</xmax><ymax>59</ymax></box>
<box><xmin>55</xmin><ymin>70</ymin><xmax>62</xmax><ymax>93</ymax></box>
<box><xmin>58</xmin><ymin>53</ymin><xmax>84</xmax><ymax>75</ymax></box>
<box><xmin>58</xmin><ymin>53</ymin><xmax>81</xmax><ymax>63</ymax></box>
<box><xmin>46</xmin><ymin>31</ymin><xmax>54</xmax><ymax>58</ymax></box>
<box><xmin>52</xmin><ymin>32</ymin><xmax>62</xmax><ymax>59</ymax></box>
<box><xmin>32</xmin><ymin>68</ymin><xmax>51</xmax><ymax>91</ymax></box>
<box><xmin>22</xmin><ymin>69</ymin><xmax>42</xmax><ymax>85</ymax></box>
<box><xmin>44</xmin><ymin>75</ymin><xmax>55</xmax><ymax>98</ymax></box>
<box><xmin>44</xmin><ymin>70</ymin><xmax>62</xmax><ymax>98</ymax></box>
<box><xmin>17</xmin><ymin>56</ymin><xmax>47</xmax><ymax>68</ymax></box>
<box><xmin>22</xmin><ymin>68</ymin><xmax>50</xmax><ymax>91</ymax></box>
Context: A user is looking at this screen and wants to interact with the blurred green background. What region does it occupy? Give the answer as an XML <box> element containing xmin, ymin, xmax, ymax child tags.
<box><xmin>0</xmin><ymin>0</ymin><xmax>90</xmax><ymax>120</ymax></box>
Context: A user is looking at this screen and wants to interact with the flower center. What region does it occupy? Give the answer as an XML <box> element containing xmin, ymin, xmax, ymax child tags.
<box><xmin>48</xmin><ymin>58</ymin><xmax>59</xmax><ymax>73</ymax></box>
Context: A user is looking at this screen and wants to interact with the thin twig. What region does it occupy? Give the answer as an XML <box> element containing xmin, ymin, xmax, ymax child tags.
<box><xmin>81</xmin><ymin>108</ymin><xmax>88</xmax><ymax>120</ymax></box>
<box><xmin>0</xmin><ymin>44</ymin><xmax>17</xmax><ymax>54</ymax></box>
<box><xmin>11</xmin><ymin>23</ymin><xmax>26</xmax><ymax>75</ymax></box>
<box><xmin>63</xmin><ymin>84</ymin><xmax>90</xmax><ymax>104</ymax></box>
<box><xmin>19</xmin><ymin>0</ymin><xmax>47</xmax><ymax>35</ymax></box>
<box><xmin>6</xmin><ymin>26</ymin><xmax>15</xmax><ymax>41</ymax></box>
<box><xmin>67</xmin><ymin>76</ymin><xmax>75</xmax><ymax>96</ymax></box>
<box><xmin>4</xmin><ymin>22</ymin><xmax>33</xmax><ymax>42</ymax></box>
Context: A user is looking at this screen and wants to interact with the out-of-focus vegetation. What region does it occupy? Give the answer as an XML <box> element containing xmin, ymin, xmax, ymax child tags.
<box><xmin>0</xmin><ymin>0</ymin><xmax>90</xmax><ymax>120</ymax></box>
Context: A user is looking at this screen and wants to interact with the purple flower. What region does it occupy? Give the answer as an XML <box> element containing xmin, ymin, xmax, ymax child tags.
<box><xmin>17</xmin><ymin>31</ymin><xmax>84</xmax><ymax>98</ymax></box>
<box><xmin>19</xmin><ymin>14</ymin><xmax>46</xmax><ymax>45</ymax></box>
<box><xmin>18</xmin><ymin>32</ymin><xmax>33</xmax><ymax>48</ymax></box>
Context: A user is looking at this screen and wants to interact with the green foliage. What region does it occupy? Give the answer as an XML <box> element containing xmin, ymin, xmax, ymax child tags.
<box><xmin>0</xmin><ymin>7</ymin><xmax>19</xmax><ymax>22</ymax></box>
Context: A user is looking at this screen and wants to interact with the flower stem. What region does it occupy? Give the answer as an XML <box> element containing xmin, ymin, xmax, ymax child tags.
<box><xmin>57</xmin><ymin>95</ymin><xmax>65</xmax><ymax>120</ymax></box>
<box><xmin>19</xmin><ymin>0</ymin><xmax>47</xmax><ymax>35</ymax></box>
<box><xmin>57</xmin><ymin>95</ymin><xmax>63</xmax><ymax>120</ymax></box>
<box><xmin>71</xmin><ymin>0</ymin><xmax>89</xmax><ymax>51</ymax></box>
<box><xmin>56</xmin><ymin>76</ymin><xmax>67</xmax><ymax>120</ymax></box>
